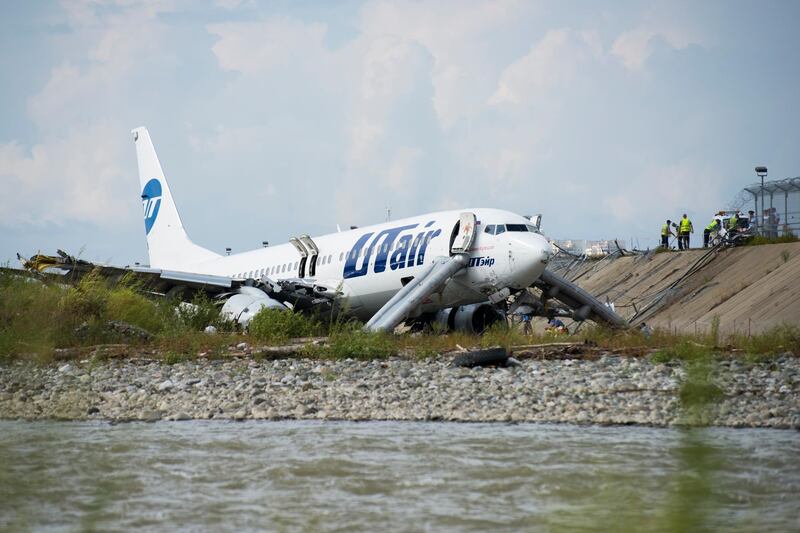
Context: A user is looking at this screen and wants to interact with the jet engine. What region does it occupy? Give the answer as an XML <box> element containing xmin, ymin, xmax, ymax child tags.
<box><xmin>433</xmin><ymin>303</ymin><xmax>505</xmax><ymax>334</ymax></box>
<box><xmin>221</xmin><ymin>286</ymin><xmax>286</xmax><ymax>328</ymax></box>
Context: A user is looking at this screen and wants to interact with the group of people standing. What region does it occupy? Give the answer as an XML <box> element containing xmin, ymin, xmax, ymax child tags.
<box><xmin>661</xmin><ymin>214</ymin><xmax>694</xmax><ymax>250</ymax></box>
<box><xmin>662</xmin><ymin>210</ymin><xmax>759</xmax><ymax>250</ymax></box>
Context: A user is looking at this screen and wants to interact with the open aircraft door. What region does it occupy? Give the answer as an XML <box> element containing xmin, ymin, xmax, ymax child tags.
<box><xmin>289</xmin><ymin>238</ymin><xmax>308</xmax><ymax>277</ymax></box>
<box><xmin>299</xmin><ymin>235</ymin><xmax>319</xmax><ymax>277</ymax></box>
<box><xmin>450</xmin><ymin>212</ymin><xmax>477</xmax><ymax>254</ymax></box>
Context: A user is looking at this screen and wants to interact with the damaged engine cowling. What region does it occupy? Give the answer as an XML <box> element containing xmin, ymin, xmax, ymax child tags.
<box><xmin>434</xmin><ymin>303</ymin><xmax>505</xmax><ymax>334</ymax></box>
<box><xmin>221</xmin><ymin>286</ymin><xmax>286</xmax><ymax>328</ymax></box>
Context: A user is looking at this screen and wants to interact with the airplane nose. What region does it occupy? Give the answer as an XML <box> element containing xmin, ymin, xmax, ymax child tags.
<box><xmin>507</xmin><ymin>233</ymin><xmax>551</xmax><ymax>288</ymax></box>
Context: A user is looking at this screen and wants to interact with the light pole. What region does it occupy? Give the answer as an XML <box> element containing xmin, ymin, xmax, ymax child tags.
<box><xmin>755</xmin><ymin>166</ymin><xmax>767</xmax><ymax>235</ymax></box>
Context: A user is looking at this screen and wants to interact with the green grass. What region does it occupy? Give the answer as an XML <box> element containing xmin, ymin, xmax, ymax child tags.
<box><xmin>651</xmin><ymin>341</ymin><xmax>716</xmax><ymax>364</ymax></box>
<box><xmin>744</xmin><ymin>233</ymin><xmax>798</xmax><ymax>246</ymax></box>
<box><xmin>248</xmin><ymin>308</ymin><xmax>322</xmax><ymax>344</ymax></box>
<box><xmin>2</xmin><ymin>269</ymin><xmax>799</xmax><ymax>363</ymax></box>
<box><xmin>304</xmin><ymin>325</ymin><xmax>397</xmax><ymax>360</ymax></box>
<box><xmin>0</xmin><ymin>270</ymin><xmax>242</xmax><ymax>361</ymax></box>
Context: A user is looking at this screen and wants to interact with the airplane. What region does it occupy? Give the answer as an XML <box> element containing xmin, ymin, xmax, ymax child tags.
<box><xmin>18</xmin><ymin>127</ymin><xmax>626</xmax><ymax>333</ymax></box>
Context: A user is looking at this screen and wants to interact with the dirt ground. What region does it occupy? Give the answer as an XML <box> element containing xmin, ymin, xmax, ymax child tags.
<box><xmin>552</xmin><ymin>242</ymin><xmax>800</xmax><ymax>335</ymax></box>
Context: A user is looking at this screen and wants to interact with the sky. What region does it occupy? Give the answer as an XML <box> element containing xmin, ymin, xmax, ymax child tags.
<box><xmin>1</xmin><ymin>0</ymin><xmax>799</xmax><ymax>266</ymax></box>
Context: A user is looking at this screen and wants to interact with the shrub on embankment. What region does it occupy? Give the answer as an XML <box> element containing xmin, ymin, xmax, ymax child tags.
<box><xmin>581</xmin><ymin>322</ymin><xmax>799</xmax><ymax>361</ymax></box>
<box><xmin>3</xmin><ymin>269</ymin><xmax>798</xmax><ymax>363</ymax></box>
<box><xmin>0</xmin><ymin>271</ymin><xmax>237</xmax><ymax>361</ymax></box>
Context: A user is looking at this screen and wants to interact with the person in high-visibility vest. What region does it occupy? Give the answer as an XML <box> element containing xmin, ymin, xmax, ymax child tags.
<box><xmin>727</xmin><ymin>212</ymin><xmax>739</xmax><ymax>230</ymax></box>
<box><xmin>678</xmin><ymin>214</ymin><xmax>694</xmax><ymax>250</ymax></box>
<box><xmin>661</xmin><ymin>219</ymin><xmax>674</xmax><ymax>249</ymax></box>
<box><xmin>704</xmin><ymin>218</ymin><xmax>720</xmax><ymax>248</ymax></box>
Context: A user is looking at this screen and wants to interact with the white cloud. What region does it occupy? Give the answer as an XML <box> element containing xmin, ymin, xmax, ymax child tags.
<box><xmin>208</xmin><ymin>18</ymin><xmax>329</xmax><ymax>75</ymax></box>
<box><xmin>603</xmin><ymin>161</ymin><xmax>725</xmax><ymax>234</ymax></box>
<box><xmin>0</xmin><ymin>124</ymin><xmax>132</xmax><ymax>226</ymax></box>
<box><xmin>489</xmin><ymin>29</ymin><xmax>596</xmax><ymax>106</ymax></box>
<box><xmin>384</xmin><ymin>146</ymin><xmax>423</xmax><ymax>193</ymax></box>
<box><xmin>611</xmin><ymin>25</ymin><xmax>701</xmax><ymax>71</ymax></box>
<box><xmin>0</xmin><ymin>1</ymin><xmax>175</xmax><ymax>229</ymax></box>
<box><xmin>359</xmin><ymin>0</ymin><xmax>534</xmax><ymax>128</ymax></box>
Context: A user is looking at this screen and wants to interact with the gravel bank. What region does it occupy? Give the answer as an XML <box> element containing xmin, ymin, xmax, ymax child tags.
<box><xmin>1</xmin><ymin>355</ymin><xmax>798</xmax><ymax>428</ymax></box>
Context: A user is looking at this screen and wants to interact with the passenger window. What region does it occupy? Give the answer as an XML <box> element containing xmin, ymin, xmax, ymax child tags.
<box><xmin>495</xmin><ymin>225</ymin><xmax>506</xmax><ymax>235</ymax></box>
<box><xmin>484</xmin><ymin>225</ymin><xmax>495</xmax><ymax>235</ymax></box>
<box><xmin>328</xmin><ymin>254</ymin><xmax>332</xmax><ymax>263</ymax></box>
<box><xmin>294</xmin><ymin>261</ymin><xmax>298</xmax><ymax>269</ymax></box>
<box><xmin>339</xmin><ymin>252</ymin><xmax>344</xmax><ymax>261</ymax></box>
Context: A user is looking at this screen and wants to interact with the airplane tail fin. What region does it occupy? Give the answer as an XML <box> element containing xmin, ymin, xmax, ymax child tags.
<box><xmin>132</xmin><ymin>127</ymin><xmax>220</xmax><ymax>270</ymax></box>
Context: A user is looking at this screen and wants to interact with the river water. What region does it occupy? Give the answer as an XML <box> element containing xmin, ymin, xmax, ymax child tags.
<box><xmin>1</xmin><ymin>421</ymin><xmax>798</xmax><ymax>532</ymax></box>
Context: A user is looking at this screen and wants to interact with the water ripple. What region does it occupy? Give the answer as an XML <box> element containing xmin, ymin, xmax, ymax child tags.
<box><xmin>0</xmin><ymin>421</ymin><xmax>798</xmax><ymax>532</ymax></box>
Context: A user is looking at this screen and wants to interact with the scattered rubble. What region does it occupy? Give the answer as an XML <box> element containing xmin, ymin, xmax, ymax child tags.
<box><xmin>1</xmin><ymin>353</ymin><xmax>797</xmax><ymax>428</ymax></box>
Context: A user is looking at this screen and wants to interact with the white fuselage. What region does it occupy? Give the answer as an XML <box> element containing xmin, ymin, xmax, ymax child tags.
<box><xmin>131</xmin><ymin>126</ymin><xmax>551</xmax><ymax>320</ymax></box>
<box><xmin>184</xmin><ymin>208</ymin><xmax>551</xmax><ymax>320</ymax></box>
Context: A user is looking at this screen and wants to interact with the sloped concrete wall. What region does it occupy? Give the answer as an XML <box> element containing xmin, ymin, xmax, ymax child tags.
<box><xmin>560</xmin><ymin>242</ymin><xmax>800</xmax><ymax>335</ymax></box>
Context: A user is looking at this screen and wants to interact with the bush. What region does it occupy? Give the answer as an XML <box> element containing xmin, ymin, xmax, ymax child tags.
<box><xmin>106</xmin><ymin>287</ymin><xmax>169</xmax><ymax>333</ymax></box>
<box><xmin>480</xmin><ymin>321</ymin><xmax>530</xmax><ymax>350</ymax></box>
<box><xmin>249</xmin><ymin>308</ymin><xmax>320</xmax><ymax>343</ymax></box>
<box><xmin>172</xmin><ymin>292</ymin><xmax>231</xmax><ymax>332</ymax></box>
<box><xmin>59</xmin><ymin>274</ymin><xmax>108</xmax><ymax>321</ymax></box>
<box><xmin>0</xmin><ymin>273</ymin><xmax>64</xmax><ymax>360</ymax></box>
<box><xmin>729</xmin><ymin>324</ymin><xmax>800</xmax><ymax>357</ymax></box>
<box><xmin>745</xmin><ymin>234</ymin><xmax>798</xmax><ymax>246</ymax></box>
<box><xmin>652</xmin><ymin>341</ymin><xmax>715</xmax><ymax>363</ymax></box>
<box><xmin>303</xmin><ymin>323</ymin><xmax>396</xmax><ymax>360</ymax></box>
<box><xmin>325</xmin><ymin>329</ymin><xmax>396</xmax><ymax>359</ymax></box>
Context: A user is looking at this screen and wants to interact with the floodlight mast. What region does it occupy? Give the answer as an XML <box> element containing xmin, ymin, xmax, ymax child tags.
<box><xmin>755</xmin><ymin>166</ymin><xmax>767</xmax><ymax>235</ymax></box>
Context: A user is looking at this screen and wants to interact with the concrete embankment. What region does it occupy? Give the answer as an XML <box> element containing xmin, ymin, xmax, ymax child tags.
<box><xmin>1</xmin><ymin>355</ymin><xmax>798</xmax><ymax>428</ymax></box>
<box><xmin>558</xmin><ymin>242</ymin><xmax>800</xmax><ymax>335</ymax></box>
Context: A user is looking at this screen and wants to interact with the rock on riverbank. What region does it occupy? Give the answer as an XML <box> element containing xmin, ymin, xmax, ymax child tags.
<box><xmin>1</xmin><ymin>356</ymin><xmax>798</xmax><ymax>428</ymax></box>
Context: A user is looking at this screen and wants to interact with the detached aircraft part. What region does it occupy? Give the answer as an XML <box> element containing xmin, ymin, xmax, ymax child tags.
<box><xmin>532</xmin><ymin>269</ymin><xmax>627</xmax><ymax>328</ymax></box>
<box><xmin>221</xmin><ymin>286</ymin><xmax>286</xmax><ymax>328</ymax></box>
<box><xmin>434</xmin><ymin>303</ymin><xmax>505</xmax><ymax>334</ymax></box>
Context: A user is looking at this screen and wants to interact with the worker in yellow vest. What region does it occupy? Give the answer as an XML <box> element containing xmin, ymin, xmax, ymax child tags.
<box><xmin>703</xmin><ymin>217</ymin><xmax>720</xmax><ymax>248</ymax></box>
<box><xmin>728</xmin><ymin>212</ymin><xmax>739</xmax><ymax>230</ymax></box>
<box><xmin>678</xmin><ymin>214</ymin><xmax>694</xmax><ymax>250</ymax></box>
<box><xmin>661</xmin><ymin>219</ymin><xmax>674</xmax><ymax>249</ymax></box>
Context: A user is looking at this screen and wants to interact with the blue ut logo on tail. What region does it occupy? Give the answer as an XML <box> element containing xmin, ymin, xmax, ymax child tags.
<box><xmin>141</xmin><ymin>178</ymin><xmax>162</xmax><ymax>235</ymax></box>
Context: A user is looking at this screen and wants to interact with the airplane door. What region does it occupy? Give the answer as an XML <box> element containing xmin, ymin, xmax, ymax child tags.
<box><xmin>289</xmin><ymin>238</ymin><xmax>308</xmax><ymax>277</ymax></box>
<box><xmin>450</xmin><ymin>212</ymin><xmax>477</xmax><ymax>254</ymax></box>
<box><xmin>299</xmin><ymin>235</ymin><xmax>319</xmax><ymax>277</ymax></box>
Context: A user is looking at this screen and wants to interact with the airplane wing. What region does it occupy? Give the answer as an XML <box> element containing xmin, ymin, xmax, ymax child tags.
<box><xmin>16</xmin><ymin>250</ymin><xmax>235</xmax><ymax>295</ymax></box>
<box><xmin>12</xmin><ymin>250</ymin><xmax>340</xmax><ymax>314</ymax></box>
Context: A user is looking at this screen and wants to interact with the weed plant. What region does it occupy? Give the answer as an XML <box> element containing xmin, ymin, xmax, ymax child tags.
<box><xmin>744</xmin><ymin>233</ymin><xmax>798</xmax><ymax>246</ymax></box>
<box><xmin>3</xmin><ymin>269</ymin><xmax>799</xmax><ymax>363</ymax></box>
<box><xmin>304</xmin><ymin>323</ymin><xmax>396</xmax><ymax>360</ymax></box>
<box><xmin>249</xmin><ymin>308</ymin><xmax>322</xmax><ymax>344</ymax></box>
<box><xmin>0</xmin><ymin>270</ymin><xmax>240</xmax><ymax>361</ymax></box>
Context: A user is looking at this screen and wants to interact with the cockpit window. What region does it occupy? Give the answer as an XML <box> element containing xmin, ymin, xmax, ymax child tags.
<box><xmin>484</xmin><ymin>224</ymin><xmax>495</xmax><ymax>234</ymax></box>
<box><xmin>495</xmin><ymin>224</ymin><xmax>506</xmax><ymax>235</ymax></box>
<box><xmin>506</xmin><ymin>224</ymin><xmax>528</xmax><ymax>232</ymax></box>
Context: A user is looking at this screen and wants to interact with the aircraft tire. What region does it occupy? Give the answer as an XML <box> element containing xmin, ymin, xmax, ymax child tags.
<box><xmin>451</xmin><ymin>347</ymin><xmax>509</xmax><ymax>368</ymax></box>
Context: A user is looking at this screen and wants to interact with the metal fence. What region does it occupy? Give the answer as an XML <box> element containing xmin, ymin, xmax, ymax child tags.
<box><xmin>731</xmin><ymin>177</ymin><xmax>800</xmax><ymax>237</ymax></box>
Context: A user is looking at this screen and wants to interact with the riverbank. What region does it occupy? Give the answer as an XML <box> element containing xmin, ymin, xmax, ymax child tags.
<box><xmin>2</xmin><ymin>352</ymin><xmax>798</xmax><ymax>428</ymax></box>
